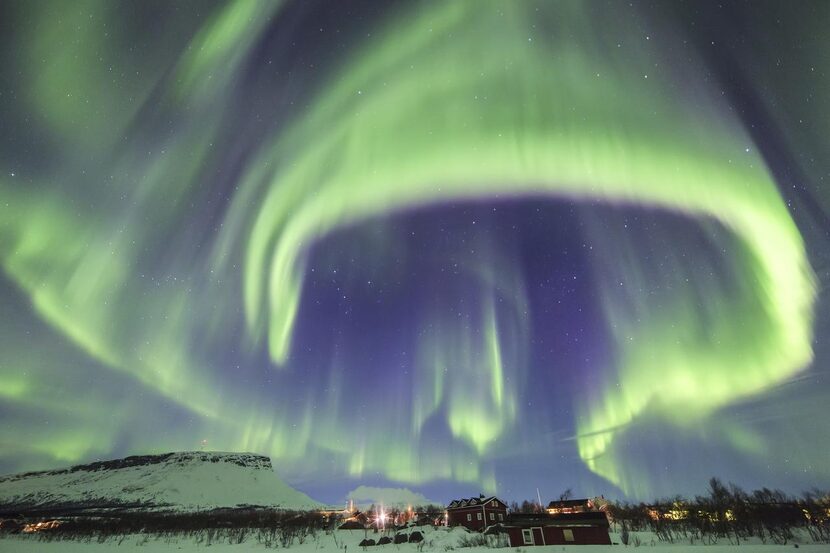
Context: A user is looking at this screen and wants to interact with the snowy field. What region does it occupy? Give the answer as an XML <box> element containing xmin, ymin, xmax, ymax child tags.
<box><xmin>1</xmin><ymin>527</ymin><xmax>828</xmax><ymax>552</ymax></box>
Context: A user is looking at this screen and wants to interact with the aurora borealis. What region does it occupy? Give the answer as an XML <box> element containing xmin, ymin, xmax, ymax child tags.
<box><xmin>1</xmin><ymin>0</ymin><xmax>829</xmax><ymax>503</ymax></box>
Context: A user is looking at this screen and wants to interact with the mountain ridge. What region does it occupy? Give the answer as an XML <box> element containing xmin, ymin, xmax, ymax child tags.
<box><xmin>0</xmin><ymin>451</ymin><xmax>319</xmax><ymax>512</ymax></box>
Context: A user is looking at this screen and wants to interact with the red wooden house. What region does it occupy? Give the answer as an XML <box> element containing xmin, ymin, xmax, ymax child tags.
<box><xmin>503</xmin><ymin>512</ymin><xmax>611</xmax><ymax>546</ymax></box>
<box><xmin>446</xmin><ymin>495</ymin><xmax>508</xmax><ymax>531</ymax></box>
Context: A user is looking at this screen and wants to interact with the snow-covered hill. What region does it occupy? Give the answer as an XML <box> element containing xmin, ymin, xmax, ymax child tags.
<box><xmin>0</xmin><ymin>452</ymin><xmax>319</xmax><ymax>512</ymax></box>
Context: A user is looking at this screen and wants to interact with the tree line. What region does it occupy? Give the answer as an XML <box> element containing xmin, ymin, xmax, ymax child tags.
<box><xmin>607</xmin><ymin>478</ymin><xmax>830</xmax><ymax>546</ymax></box>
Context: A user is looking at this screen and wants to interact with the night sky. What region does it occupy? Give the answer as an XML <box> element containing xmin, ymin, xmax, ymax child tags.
<box><xmin>1</xmin><ymin>0</ymin><xmax>829</xmax><ymax>506</ymax></box>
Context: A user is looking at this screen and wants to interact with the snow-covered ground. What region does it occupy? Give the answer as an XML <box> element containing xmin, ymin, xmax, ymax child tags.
<box><xmin>0</xmin><ymin>451</ymin><xmax>319</xmax><ymax>511</ymax></box>
<box><xmin>1</xmin><ymin>526</ymin><xmax>828</xmax><ymax>552</ymax></box>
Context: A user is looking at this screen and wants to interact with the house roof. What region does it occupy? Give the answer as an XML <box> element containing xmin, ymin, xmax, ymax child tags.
<box><xmin>547</xmin><ymin>498</ymin><xmax>591</xmax><ymax>508</ymax></box>
<box><xmin>447</xmin><ymin>495</ymin><xmax>506</xmax><ymax>509</ymax></box>
<box><xmin>506</xmin><ymin>512</ymin><xmax>609</xmax><ymax>528</ymax></box>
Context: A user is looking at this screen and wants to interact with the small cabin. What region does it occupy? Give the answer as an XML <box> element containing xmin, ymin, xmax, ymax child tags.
<box><xmin>504</xmin><ymin>512</ymin><xmax>611</xmax><ymax>546</ymax></box>
<box><xmin>446</xmin><ymin>495</ymin><xmax>508</xmax><ymax>531</ymax></box>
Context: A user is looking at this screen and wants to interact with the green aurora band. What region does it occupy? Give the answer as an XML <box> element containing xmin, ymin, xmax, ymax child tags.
<box><xmin>0</xmin><ymin>0</ymin><xmax>821</xmax><ymax>496</ymax></box>
<box><xmin>227</xmin><ymin>1</ymin><xmax>816</xmax><ymax>490</ymax></box>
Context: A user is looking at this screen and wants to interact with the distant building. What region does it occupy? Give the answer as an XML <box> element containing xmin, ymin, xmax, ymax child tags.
<box><xmin>546</xmin><ymin>498</ymin><xmax>594</xmax><ymax>515</ymax></box>
<box><xmin>446</xmin><ymin>495</ymin><xmax>508</xmax><ymax>531</ymax></box>
<box><xmin>337</xmin><ymin>510</ymin><xmax>370</xmax><ymax>530</ymax></box>
<box><xmin>503</xmin><ymin>512</ymin><xmax>611</xmax><ymax>546</ymax></box>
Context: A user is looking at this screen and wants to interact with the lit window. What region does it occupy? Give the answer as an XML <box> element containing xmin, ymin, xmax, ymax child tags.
<box><xmin>563</xmin><ymin>529</ymin><xmax>574</xmax><ymax>542</ymax></box>
<box><xmin>467</xmin><ymin>514</ymin><xmax>471</xmax><ymax>522</ymax></box>
<box><xmin>477</xmin><ymin>512</ymin><xmax>482</xmax><ymax>520</ymax></box>
<box><xmin>522</xmin><ymin>529</ymin><xmax>533</xmax><ymax>545</ymax></box>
